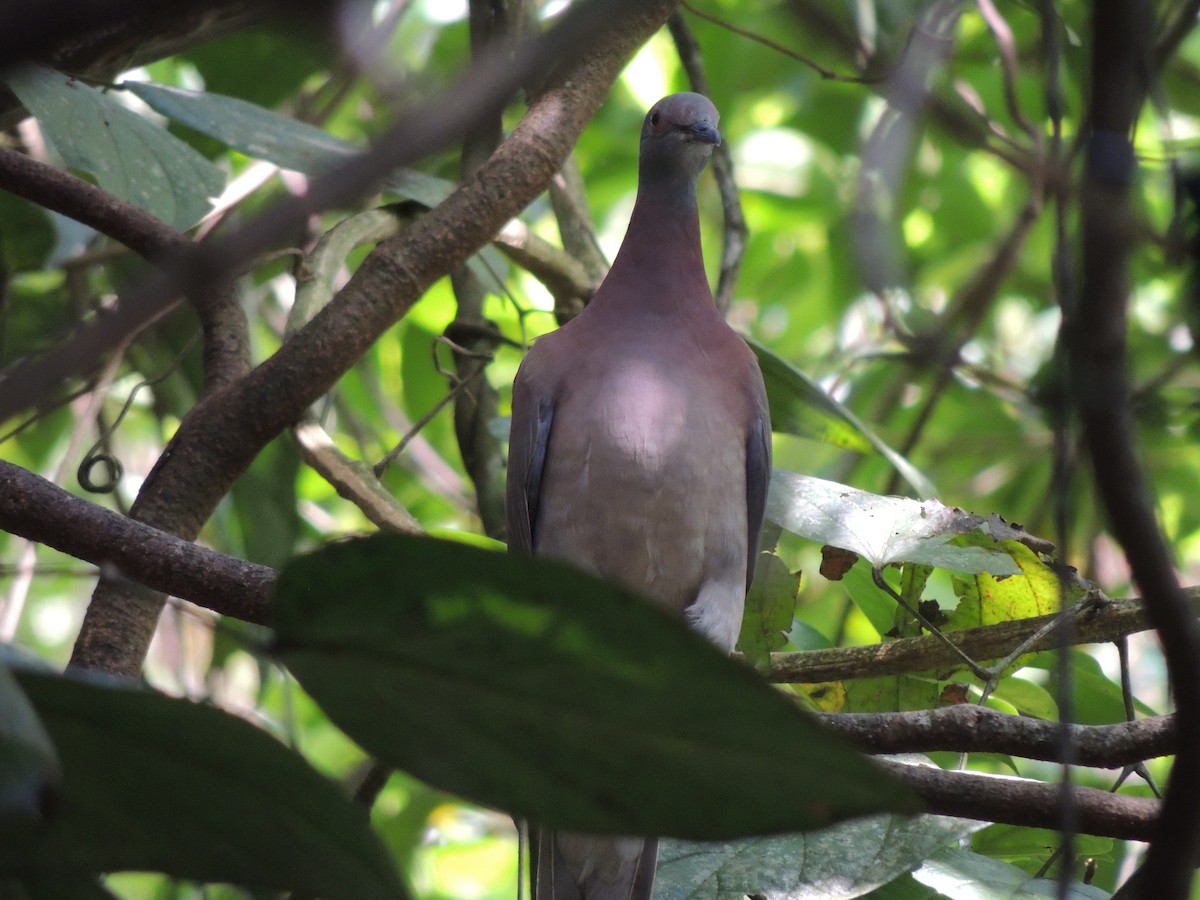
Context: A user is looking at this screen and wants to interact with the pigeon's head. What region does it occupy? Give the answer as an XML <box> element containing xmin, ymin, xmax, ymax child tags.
<box><xmin>639</xmin><ymin>92</ymin><xmax>721</xmax><ymax>183</ymax></box>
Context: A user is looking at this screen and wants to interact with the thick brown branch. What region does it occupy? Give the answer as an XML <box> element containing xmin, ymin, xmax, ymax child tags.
<box><xmin>878</xmin><ymin>760</ymin><xmax>1160</xmax><ymax>842</ymax></box>
<box><xmin>766</xmin><ymin>595</ymin><xmax>1186</xmax><ymax>683</ymax></box>
<box><xmin>0</xmin><ymin>460</ymin><xmax>271</xmax><ymax>623</ymax></box>
<box><xmin>822</xmin><ymin>705</ymin><xmax>1176</xmax><ymax>768</ymax></box>
<box><xmin>0</xmin><ymin>147</ymin><xmax>190</xmax><ymax>260</ymax></box>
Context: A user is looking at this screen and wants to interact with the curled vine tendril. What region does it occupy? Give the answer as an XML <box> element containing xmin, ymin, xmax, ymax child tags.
<box><xmin>77</xmin><ymin>331</ymin><xmax>200</xmax><ymax>494</ymax></box>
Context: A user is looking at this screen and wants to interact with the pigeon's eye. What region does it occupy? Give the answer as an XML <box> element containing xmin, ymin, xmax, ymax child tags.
<box><xmin>650</xmin><ymin>111</ymin><xmax>661</xmax><ymax>127</ymax></box>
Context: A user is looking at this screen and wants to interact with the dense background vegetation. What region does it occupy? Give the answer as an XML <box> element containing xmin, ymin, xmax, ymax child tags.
<box><xmin>2</xmin><ymin>0</ymin><xmax>1199</xmax><ymax>897</ymax></box>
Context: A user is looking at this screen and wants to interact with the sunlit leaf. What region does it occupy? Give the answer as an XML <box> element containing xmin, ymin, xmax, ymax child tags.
<box><xmin>272</xmin><ymin>533</ymin><xmax>920</xmax><ymax>838</ymax></box>
<box><xmin>737</xmin><ymin>551</ymin><xmax>802</xmax><ymax>672</ymax></box>
<box><xmin>946</xmin><ymin>541</ymin><xmax>1064</xmax><ymax>630</ymax></box>
<box><xmin>0</xmin><ymin>670</ymin><xmax>405</xmax><ymax>900</ymax></box>
<box><xmin>913</xmin><ymin>847</ymin><xmax>1111</xmax><ymax>899</ymax></box>
<box><xmin>749</xmin><ymin>339</ymin><xmax>935</xmax><ymax>498</ymax></box>
<box><xmin>767</xmin><ymin>472</ymin><xmax>1021</xmax><ymax>576</ymax></box>
<box><xmin>656</xmin><ymin>814</ymin><xmax>983</xmax><ymax>899</ymax></box>
<box><xmin>5</xmin><ymin>66</ymin><xmax>223</xmax><ymax>229</ymax></box>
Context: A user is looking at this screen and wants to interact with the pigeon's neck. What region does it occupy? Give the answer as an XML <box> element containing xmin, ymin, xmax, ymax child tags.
<box><xmin>601</xmin><ymin>175</ymin><xmax>712</xmax><ymax>314</ymax></box>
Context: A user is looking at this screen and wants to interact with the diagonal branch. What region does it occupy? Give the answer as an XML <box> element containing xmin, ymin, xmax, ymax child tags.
<box><xmin>765</xmin><ymin>594</ymin><xmax>1189</xmax><ymax>683</ymax></box>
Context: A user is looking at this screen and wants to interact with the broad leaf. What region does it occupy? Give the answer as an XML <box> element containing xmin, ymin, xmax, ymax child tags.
<box><xmin>0</xmin><ymin>670</ymin><xmax>404</xmax><ymax>900</ymax></box>
<box><xmin>656</xmin><ymin>814</ymin><xmax>983</xmax><ymax>899</ymax></box>
<box><xmin>124</xmin><ymin>81</ymin><xmax>452</xmax><ymax>207</ymax></box>
<box><xmin>272</xmin><ymin>533</ymin><xmax>920</xmax><ymax>838</ymax></box>
<box><xmin>767</xmin><ymin>472</ymin><xmax>1021</xmax><ymax>576</ymax></box>
<box><xmin>749</xmin><ymin>340</ymin><xmax>935</xmax><ymax>498</ymax></box>
<box><xmin>0</xmin><ymin>664</ymin><xmax>59</xmax><ymax>820</ymax></box>
<box><xmin>738</xmin><ymin>551</ymin><xmax>802</xmax><ymax>672</ymax></box>
<box><xmin>913</xmin><ymin>847</ymin><xmax>1111</xmax><ymax>899</ymax></box>
<box><xmin>5</xmin><ymin>66</ymin><xmax>223</xmax><ymax>230</ymax></box>
<box><xmin>123</xmin><ymin>82</ymin><xmax>509</xmax><ymax>295</ymax></box>
<box><xmin>945</xmin><ymin>541</ymin><xmax>1063</xmax><ymax>631</ymax></box>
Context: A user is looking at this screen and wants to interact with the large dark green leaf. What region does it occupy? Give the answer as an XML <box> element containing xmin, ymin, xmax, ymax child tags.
<box><xmin>4</xmin><ymin>66</ymin><xmax>223</xmax><ymax>230</ymax></box>
<box><xmin>0</xmin><ymin>664</ymin><xmax>59</xmax><ymax>821</ymax></box>
<box><xmin>656</xmin><ymin>814</ymin><xmax>982</xmax><ymax>900</ymax></box>
<box><xmin>271</xmin><ymin>533</ymin><xmax>920</xmax><ymax>839</ymax></box>
<box><xmin>0</xmin><ymin>670</ymin><xmax>405</xmax><ymax>900</ymax></box>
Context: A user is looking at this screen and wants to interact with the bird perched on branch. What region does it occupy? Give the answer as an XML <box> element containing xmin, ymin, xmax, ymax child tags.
<box><xmin>506</xmin><ymin>91</ymin><xmax>771</xmax><ymax>900</ymax></box>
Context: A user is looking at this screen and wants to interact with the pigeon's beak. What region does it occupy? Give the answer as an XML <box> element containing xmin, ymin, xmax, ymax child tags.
<box><xmin>687</xmin><ymin>122</ymin><xmax>722</xmax><ymax>146</ymax></box>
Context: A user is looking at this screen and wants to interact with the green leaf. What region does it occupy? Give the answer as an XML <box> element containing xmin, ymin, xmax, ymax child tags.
<box><xmin>843</xmin><ymin>674</ymin><xmax>943</xmax><ymax>714</ymax></box>
<box><xmin>229</xmin><ymin>435</ymin><xmax>301</xmax><ymax>569</ymax></box>
<box><xmin>750</xmin><ymin>338</ymin><xmax>873</xmax><ymax>451</ymax></box>
<box><xmin>0</xmin><ymin>664</ymin><xmax>59</xmax><ymax>821</ymax></box>
<box><xmin>842</xmin><ymin>561</ymin><xmax>898</xmax><ymax>638</ymax></box>
<box><xmin>0</xmin><ymin>194</ymin><xmax>54</xmax><ymax>273</ymax></box>
<box><xmin>913</xmin><ymin>847</ymin><xmax>1111</xmax><ymax>899</ymax></box>
<box><xmin>767</xmin><ymin>472</ymin><xmax>1022</xmax><ymax>576</ymax></box>
<box><xmin>946</xmin><ymin>542</ymin><xmax>1064</xmax><ymax>631</ymax></box>
<box><xmin>271</xmin><ymin>533</ymin><xmax>920</xmax><ymax>838</ymax></box>
<box><xmin>863</xmin><ymin>873</ymin><xmax>944</xmax><ymax>899</ymax></box>
<box><xmin>121</xmin><ymin>84</ymin><xmax>510</xmax><ymax>296</ymax></box>
<box><xmin>4</xmin><ymin>66</ymin><xmax>223</xmax><ymax>230</ymax></box>
<box><xmin>971</xmin><ymin>825</ymin><xmax>1113</xmax><ymax>876</ymax></box>
<box><xmin>656</xmin><ymin>814</ymin><xmax>983</xmax><ymax>899</ymax></box>
<box><xmin>0</xmin><ymin>670</ymin><xmax>405</xmax><ymax>900</ymax></box>
<box><xmin>737</xmin><ymin>551</ymin><xmax>802</xmax><ymax>672</ymax></box>
<box><xmin>123</xmin><ymin>82</ymin><xmax>452</xmax><ymax>208</ymax></box>
<box><xmin>748</xmin><ymin>339</ymin><xmax>935</xmax><ymax>497</ymax></box>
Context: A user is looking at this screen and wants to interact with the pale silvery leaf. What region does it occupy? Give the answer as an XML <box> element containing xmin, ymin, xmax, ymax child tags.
<box><xmin>766</xmin><ymin>472</ymin><xmax>1020</xmax><ymax>576</ymax></box>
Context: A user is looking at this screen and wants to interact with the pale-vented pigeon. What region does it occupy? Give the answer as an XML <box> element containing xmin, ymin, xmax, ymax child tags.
<box><xmin>506</xmin><ymin>92</ymin><xmax>772</xmax><ymax>900</ymax></box>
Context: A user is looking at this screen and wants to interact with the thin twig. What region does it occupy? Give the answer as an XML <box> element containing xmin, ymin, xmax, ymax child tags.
<box><xmin>680</xmin><ymin>1</ymin><xmax>875</xmax><ymax>83</ymax></box>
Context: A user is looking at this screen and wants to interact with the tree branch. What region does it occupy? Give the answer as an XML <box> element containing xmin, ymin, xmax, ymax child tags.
<box><xmin>0</xmin><ymin>147</ymin><xmax>251</xmax><ymax>390</ymax></box>
<box><xmin>765</xmin><ymin>594</ymin><xmax>1186</xmax><ymax>683</ymax></box>
<box><xmin>822</xmin><ymin>705</ymin><xmax>1176</xmax><ymax>768</ymax></box>
<box><xmin>1073</xmin><ymin>1</ymin><xmax>1200</xmax><ymax>891</ymax></box>
<box><xmin>0</xmin><ymin>460</ymin><xmax>272</xmax><ymax>623</ymax></box>
<box><xmin>878</xmin><ymin>760</ymin><xmax>1159</xmax><ymax>842</ymax></box>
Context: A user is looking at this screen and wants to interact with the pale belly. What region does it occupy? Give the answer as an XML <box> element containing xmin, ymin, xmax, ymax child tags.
<box><xmin>532</xmin><ymin>361</ymin><xmax>748</xmax><ymax>649</ymax></box>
